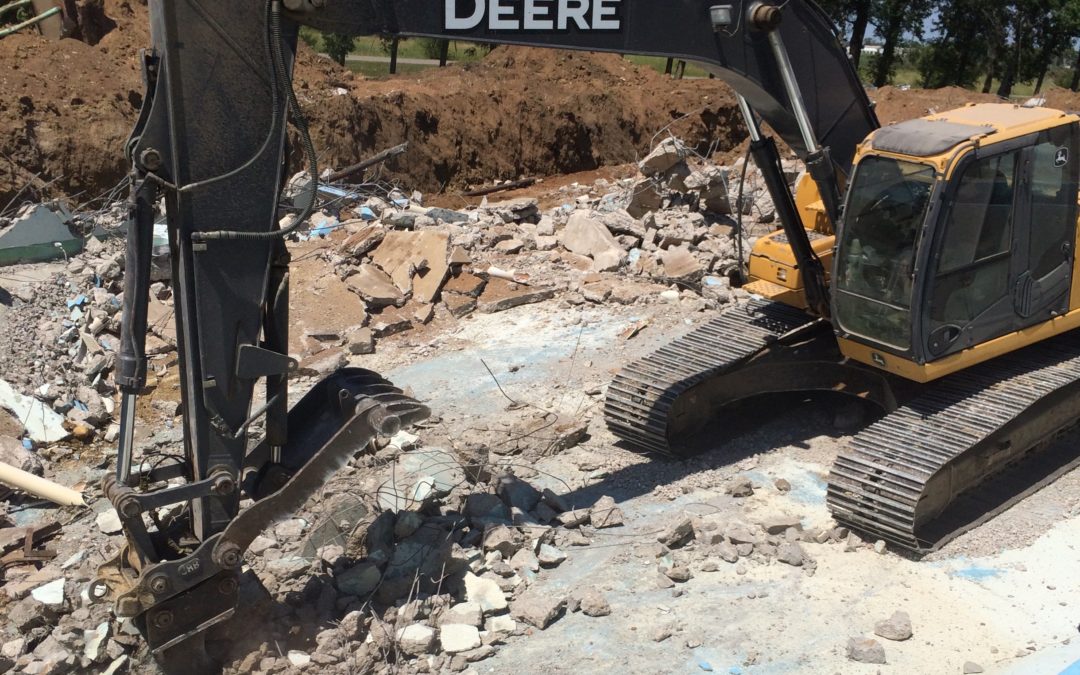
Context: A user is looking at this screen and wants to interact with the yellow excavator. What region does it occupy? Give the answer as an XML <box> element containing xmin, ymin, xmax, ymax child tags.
<box><xmin>607</xmin><ymin>100</ymin><xmax>1080</xmax><ymax>552</ymax></box>
<box><xmin>95</xmin><ymin>0</ymin><xmax>1079</xmax><ymax>668</ymax></box>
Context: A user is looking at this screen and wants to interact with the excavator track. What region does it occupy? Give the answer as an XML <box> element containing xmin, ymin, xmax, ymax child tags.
<box><xmin>828</xmin><ymin>334</ymin><xmax>1080</xmax><ymax>552</ymax></box>
<box><xmin>604</xmin><ymin>300</ymin><xmax>814</xmax><ymax>455</ymax></box>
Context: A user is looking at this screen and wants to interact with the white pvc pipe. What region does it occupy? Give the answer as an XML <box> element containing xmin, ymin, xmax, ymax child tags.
<box><xmin>0</xmin><ymin>461</ymin><xmax>86</xmax><ymax>507</ymax></box>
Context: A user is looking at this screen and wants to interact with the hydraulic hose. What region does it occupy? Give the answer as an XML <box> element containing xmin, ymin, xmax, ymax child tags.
<box><xmin>191</xmin><ymin>0</ymin><xmax>318</xmax><ymax>242</ymax></box>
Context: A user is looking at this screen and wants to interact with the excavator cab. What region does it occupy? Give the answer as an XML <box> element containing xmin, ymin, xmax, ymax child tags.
<box><xmin>833</xmin><ymin>104</ymin><xmax>1080</xmax><ymax>382</ymax></box>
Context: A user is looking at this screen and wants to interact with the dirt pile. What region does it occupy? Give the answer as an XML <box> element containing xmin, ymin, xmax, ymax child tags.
<box><xmin>871</xmin><ymin>84</ymin><xmax>1080</xmax><ymax>125</ymax></box>
<box><xmin>0</xmin><ymin>1</ymin><xmax>740</xmax><ymax>207</ymax></box>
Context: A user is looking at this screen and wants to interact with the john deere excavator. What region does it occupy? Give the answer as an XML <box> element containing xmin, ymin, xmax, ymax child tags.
<box><xmin>93</xmin><ymin>0</ymin><xmax>1080</xmax><ymax>669</ymax></box>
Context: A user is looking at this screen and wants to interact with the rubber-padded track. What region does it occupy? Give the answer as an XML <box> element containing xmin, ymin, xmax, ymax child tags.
<box><xmin>604</xmin><ymin>300</ymin><xmax>813</xmax><ymax>455</ymax></box>
<box><xmin>828</xmin><ymin>334</ymin><xmax>1080</xmax><ymax>552</ymax></box>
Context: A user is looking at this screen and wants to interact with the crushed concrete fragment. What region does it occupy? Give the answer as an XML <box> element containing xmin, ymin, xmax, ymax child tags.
<box><xmin>464</xmin><ymin>573</ymin><xmax>507</xmax><ymax>613</ymax></box>
<box><xmin>511</xmin><ymin>589</ymin><xmax>566</xmax><ymax>629</ymax></box>
<box><xmin>440</xmin><ymin>624</ymin><xmax>482</xmax><ymax>653</ymax></box>
<box><xmin>663</xmin><ymin>566</ymin><xmax>692</xmax><ymax>583</ymax></box>
<box><xmin>580</xmin><ymin>589</ymin><xmax>612</xmax><ymax>617</ymax></box>
<box><xmin>777</xmin><ymin>542</ymin><xmax>805</xmax><ymax>567</ymax></box>
<box><xmin>846</xmin><ymin>637</ymin><xmax>887</xmax><ymax>664</ymax></box>
<box><xmin>715</xmin><ymin>542</ymin><xmax>740</xmax><ymax>563</ymax></box>
<box><xmin>440</xmin><ymin>602</ymin><xmax>483</xmax><ymax>628</ymax></box>
<box><xmin>657</xmin><ymin>517</ymin><xmax>695</xmax><ymax>548</ymax></box>
<box><xmin>536</xmin><ymin>544</ymin><xmax>566</xmax><ymax>567</ymax></box>
<box><xmin>589</xmin><ymin>496</ymin><xmax>625</xmax><ymax>529</ymax></box>
<box><xmin>95</xmin><ymin>510</ymin><xmax>122</xmax><ymax>535</ymax></box>
<box><xmin>874</xmin><ymin>611</ymin><xmax>913</xmax><ymax>641</ymax></box>
<box><xmin>761</xmin><ymin>516</ymin><xmax>802</xmax><ymax>535</ymax></box>
<box><xmin>336</xmin><ymin>562</ymin><xmax>382</xmax><ymax>597</ymax></box>
<box><xmin>557</xmin><ymin>507</ymin><xmax>591</xmax><ymax>528</ymax></box>
<box><xmin>30</xmin><ymin>578</ymin><xmax>65</xmax><ymax>606</ymax></box>
<box><xmin>726</xmin><ymin>476</ymin><xmax>754</xmax><ymax>498</ymax></box>
<box><xmin>396</xmin><ymin>624</ymin><xmax>436</xmax><ymax>656</ymax></box>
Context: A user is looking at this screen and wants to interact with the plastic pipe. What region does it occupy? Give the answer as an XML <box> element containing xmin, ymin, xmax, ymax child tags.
<box><xmin>0</xmin><ymin>461</ymin><xmax>86</xmax><ymax>507</ymax></box>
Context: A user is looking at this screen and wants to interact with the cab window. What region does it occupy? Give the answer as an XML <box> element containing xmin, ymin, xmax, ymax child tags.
<box><xmin>929</xmin><ymin>151</ymin><xmax>1017</xmax><ymax>331</ymax></box>
<box><xmin>1029</xmin><ymin>125</ymin><xmax>1078</xmax><ymax>279</ymax></box>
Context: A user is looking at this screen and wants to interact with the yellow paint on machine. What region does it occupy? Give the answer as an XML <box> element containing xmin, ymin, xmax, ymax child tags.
<box><xmin>746</xmin><ymin>229</ymin><xmax>834</xmax><ymax>308</ymax></box>
<box><xmin>838</xmin><ymin>307</ymin><xmax>1080</xmax><ymax>382</ymax></box>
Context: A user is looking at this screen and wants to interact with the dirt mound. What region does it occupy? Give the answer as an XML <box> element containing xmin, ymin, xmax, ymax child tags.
<box><xmin>870</xmin><ymin>84</ymin><xmax>1080</xmax><ymax>126</ymax></box>
<box><xmin>301</xmin><ymin>46</ymin><xmax>739</xmax><ymax>193</ymax></box>
<box><xmin>0</xmin><ymin>1</ymin><xmax>740</xmax><ymax>206</ymax></box>
<box><xmin>0</xmin><ymin>0</ymin><xmax>147</xmax><ymax>207</ymax></box>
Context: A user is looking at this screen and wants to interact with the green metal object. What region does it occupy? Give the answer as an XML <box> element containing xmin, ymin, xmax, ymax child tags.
<box><xmin>0</xmin><ymin>203</ymin><xmax>83</xmax><ymax>266</ymax></box>
<box><xmin>0</xmin><ymin>0</ymin><xmax>32</xmax><ymax>18</ymax></box>
<box><xmin>0</xmin><ymin>5</ymin><xmax>60</xmax><ymax>37</ymax></box>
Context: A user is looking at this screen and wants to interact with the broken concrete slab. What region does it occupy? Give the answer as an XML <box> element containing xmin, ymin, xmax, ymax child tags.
<box><xmin>443</xmin><ymin>271</ymin><xmax>487</xmax><ymax>297</ymax></box>
<box><xmin>346</xmin><ymin>264</ymin><xmax>405</xmax><ymax>308</ymax></box>
<box><xmin>371</xmin><ymin>230</ymin><xmax>450</xmax><ymax>304</ymax></box>
<box><xmin>510</xmin><ymin>589</ymin><xmax>566</xmax><ymax>629</ymax></box>
<box><xmin>0</xmin><ymin>380</ymin><xmax>69</xmax><ymax>444</ymax></box>
<box><xmin>559</xmin><ymin>211</ymin><xmax>623</xmax><ymax>259</ymax></box>
<box><xmin>477</xmin><ymin>279</ymin><xmax>555</xmax><ymax>314</ymax></box>
<box><xmin>338</xmin><ymin>223</ymin><xmax>385</xmax><ymax>259</ymax></box>
<box><xmin>639</xmin><ymin>138</ymin><xmax>689</xmax><ymax>178</ymax></box>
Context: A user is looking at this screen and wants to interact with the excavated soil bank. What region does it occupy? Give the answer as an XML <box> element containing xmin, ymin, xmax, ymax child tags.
<box><xmin>0</xmin><ymin>1</ymin><xmax>739</xmax><ymax>206</ymax></box>
<box><xmin>4</xmin><ymin>1</ymin><xmax>1079</xmax><ymax>208</ymax></box>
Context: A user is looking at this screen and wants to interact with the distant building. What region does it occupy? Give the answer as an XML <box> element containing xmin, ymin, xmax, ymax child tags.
<box><xmin>862</xmin><ymin>44</ymin><xmax>884</xmax><ymax>56</ymax></box>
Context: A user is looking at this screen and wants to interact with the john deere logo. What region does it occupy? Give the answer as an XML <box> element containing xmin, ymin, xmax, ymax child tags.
<box><xmin>445</xmin><ymin>0</ymin><xmax>623</xmax><ymax>31</ymax></box>
<box><xmin>1055</xmin><ymin>147</ymin><xmax>1069</xmax><ymax>168</ymax></box>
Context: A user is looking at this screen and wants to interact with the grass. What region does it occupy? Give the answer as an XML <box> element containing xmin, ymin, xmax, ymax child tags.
<box><xmin>875</xmin><ymin>67</ymin><xmax>1042</xmax><ymax>98</ymax></box>
<box><xmin>345</xmin><ymin>61</ymin><xmax>432</xmax><ymax>78</ymax></box>
<box><xmin>307</xmin><ymin>30</ymin><xmax>1058</xmax><ymax>97</ymax></box>
<box><xmin>625</xmin><ymin>55</ymin><xmax>711</xmax><ymax>79</ymax></box>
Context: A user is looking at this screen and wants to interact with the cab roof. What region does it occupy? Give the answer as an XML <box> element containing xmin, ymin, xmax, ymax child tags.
<box><xmin>868</xmin><ymin>103</ymin><xmax>1075</xmax><ymax>159</ymax></box>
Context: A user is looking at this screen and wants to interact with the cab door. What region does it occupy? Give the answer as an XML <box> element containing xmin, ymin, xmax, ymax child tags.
<box><xmin>1012</xmin><ymin>122</ymin><xmax>1079</xmax><ymax>321</ymax></box>
<box><xmin>922</xmin><ymin>121</ymin><xmax>1079</xmax><ymax>360</ymax></box>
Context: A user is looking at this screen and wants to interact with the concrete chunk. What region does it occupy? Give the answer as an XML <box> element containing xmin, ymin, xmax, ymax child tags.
<box><xmin>560</xmin><ymin>211</ymin><xmax>623</xmax><ymax>259</ymax></box>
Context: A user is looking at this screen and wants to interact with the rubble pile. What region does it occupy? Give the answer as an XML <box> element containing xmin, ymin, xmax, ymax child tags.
<box><xmin>284</xmin><ymin>136</ymin><xmax>796</xmax><ymax>366</ymax></box>
<box><xmin>0</xmin><ymin>136</ymin><xmax>804</xmax><ymax>673</ymax></box>
<box><xmin>0</xmin><ymin>232</ymin><xmax>145</xmax><ymax>451</ymax></box>
<box><xmin>224</xmin><ymin>430</ymin><xmax>618</xmax><ymax>673</ymax></box>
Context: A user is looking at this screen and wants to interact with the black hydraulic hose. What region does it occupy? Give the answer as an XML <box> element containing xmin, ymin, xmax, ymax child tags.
<box><xmin>170</xmin><ymin>0</ymin><xmax>280</xmax><ymax>197</ymax></box>
<box><xmin>735</xmin><ymin>143</ymin><xmax>751</xmax><ymax>283</ymax></box>
<box><xmin>191</xmin><ymin>0</ymin><xmax>318</xmax><ymax>242</ymax></box>
<box><xmin>116</xmin><ymin>177</ymin><xmax>159</xmax><ymax>393</ymax></box>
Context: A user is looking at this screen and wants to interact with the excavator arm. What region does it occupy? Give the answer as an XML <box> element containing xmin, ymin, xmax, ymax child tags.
<box><xmin>97</xmin><ymin>1</ymin><xmax>876</xmax><ymax>669</ymax></box>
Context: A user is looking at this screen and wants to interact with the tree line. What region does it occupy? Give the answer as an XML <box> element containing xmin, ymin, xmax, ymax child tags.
<box><xmin>817</xmin><ymin>0</ymin><xmax>1080</xmax><ymax>95</ymax></box>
